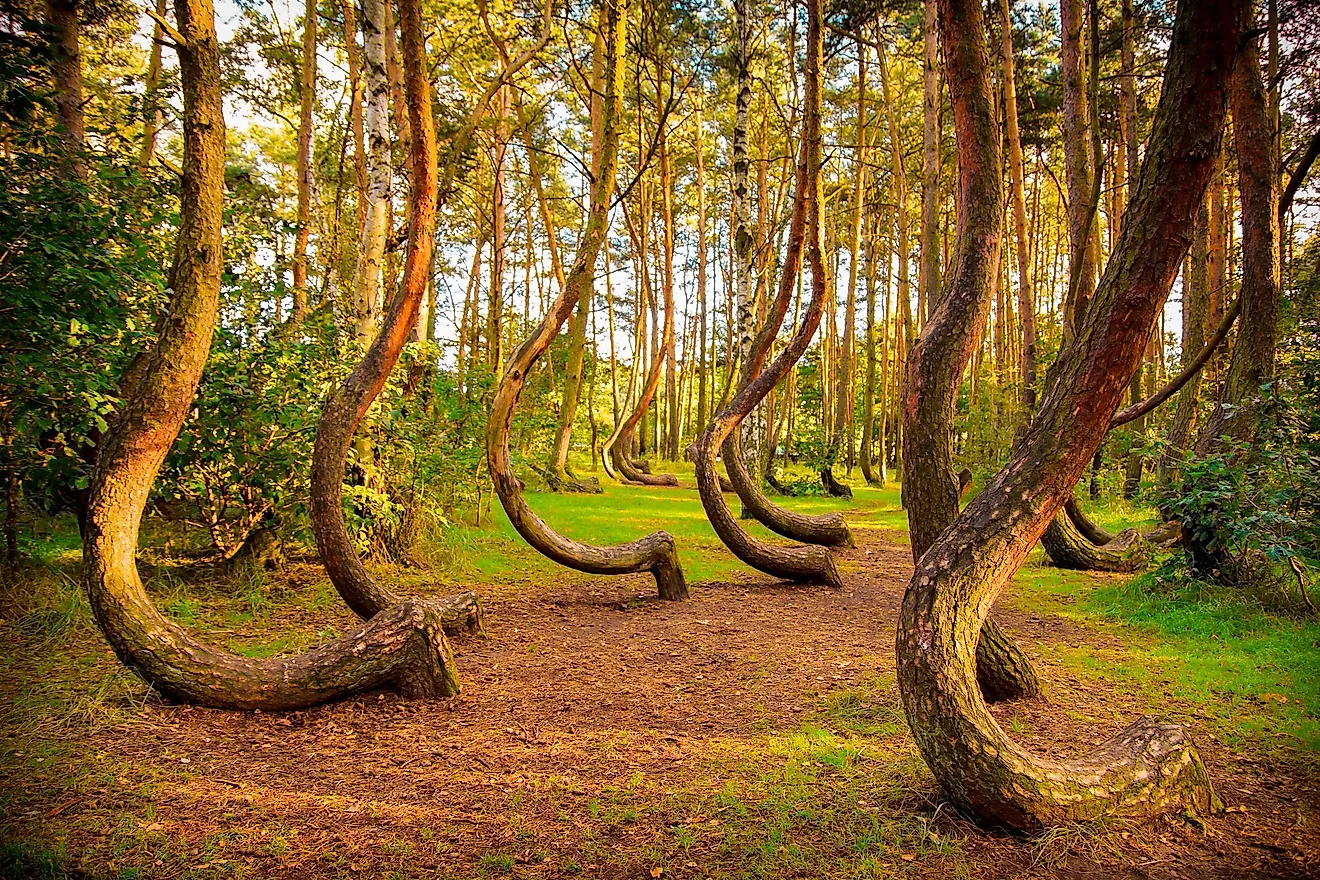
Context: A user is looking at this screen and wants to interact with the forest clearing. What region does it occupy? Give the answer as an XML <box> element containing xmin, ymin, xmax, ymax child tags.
<box><xmin>3</xmin><ymin>0</ymin><xmax>1320</xmax><ymax>875</ymax></box>
<box><xmin>3</xmin><ymin>481</ymin><xmax>1318</xmax><ymax>878</ymax></box>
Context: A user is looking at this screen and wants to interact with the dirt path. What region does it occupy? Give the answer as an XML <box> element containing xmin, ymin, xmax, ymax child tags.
<box><xmin>2</xmin><ymin>531</ymin><xmax>1317</xmax><ymax>879</ymax></box>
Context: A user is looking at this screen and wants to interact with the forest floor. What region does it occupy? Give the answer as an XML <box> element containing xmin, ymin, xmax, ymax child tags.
<box><xmin>2</xmin><ymin>474</ymin><xmax>1319</xmax><ymax>879</ymax></box>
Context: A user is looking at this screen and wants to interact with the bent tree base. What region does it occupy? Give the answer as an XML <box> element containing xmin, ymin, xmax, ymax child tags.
<box><xmin>726</xmin><ymin>435</ymin><xmax>853</xmax><ymax>547</ymax></box>
<box><xmin>1042</xmin><ymin>509</ymin><xmax>1149</xmax><ymax>572</ymax></box>
<box><xmin>82</xmin><ymin>0</ymin><xmax>457</xmax><ymax>712</ymax></box>
<box><xmin>485</xmin><ymin>0</ymin><xmax>686</xmax><ymax>603</ymax></box>
<box><xmin>897</xmin><ymin>0</ymin><xmax>1236</xmax><ymax>830</ymax></box>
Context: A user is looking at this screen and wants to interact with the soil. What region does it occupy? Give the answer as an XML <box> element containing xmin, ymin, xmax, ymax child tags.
<box><xmin>2</xmin><ymin>531</ymin><xmax>1318</xmax><ymax>879</ymax></box>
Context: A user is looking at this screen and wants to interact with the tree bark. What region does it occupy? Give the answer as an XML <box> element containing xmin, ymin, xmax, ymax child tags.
<box><xmin>1061</xmin><ymin>0</ymin><xmax>1096</xmax><ymax>338</ymax></box>
<box><xmin>353</xmin><ymin>0</ymin><xmax>391</xmax><ymax>342</ymax></box>
<box><xmin>46</xmin><ymin>0</ymin><xmax>85</xmax><ymax>178</ymax></box>
<box><xmin>999</xmin><ymin>0</ymin><xmax>1036</xmax><ymax>417</ymax></box>
<box><xmin>822</xmin><ymin>43</ymin><xmax>866</xmax><ymax>497</ymax></box>
<box><xmin>1042</xmin><ymin>507</ymin><xmax>1149</xmax><ymax>572</ymax></box>
<box><xmin>896</xmin><ymin>0</ymin><xmax>1240</xmax><ymax>830</ymax></box>
<box><xmin>694</xmin><ymin>0</ymin><xmax>843</xmax><ymax>589</ymax></box>
<box><xmin>901</xmin><ymin>0</ymin><xmax>1039</xmax><ymax>706</ymax></box>
<box><xmin>1195</xmin><ymin>22</ymin><xmax>1279</xmax><ymax>456</ymax></box>
<box><xmin>694</xmin><ymin>97</ymin><xmax>710</xmax><ymax>441</ymax></box>
<box><xmin>535</xmin><ymin>59</ymin><xmax>601</xmax><ymax>494</ymax></box>
<box><xmin>309</xmin><ymin>0</ymin><xmax>482</xmax><ymax>635</ymax></box>
<box><xmin>81</xmin><ymin>0</ymin><xmax>461</xmax><ymax>711</ymax></box>
<box><xmin>1157</xmin><ymin>208</ymin><xmax>1210</xmax><ymax>491</ymax></box>
<box><xmin>919</xmin><ymin>0</ymin><xmax>941</xmax><ymax>323</ymax></box>
<box><xmin>290</xmin><ymin>0</ymin><xmax>316</xmax><ymax>322</ymax></box>
<box><xmin>486</xmin><ymin>0</ymin><xmax>685</xmax><ymax>601</ymax></box>
<box><xmin>139</xmin><ymin>0</ymin><xmax>167</xmax><ymax>172</ymax></box>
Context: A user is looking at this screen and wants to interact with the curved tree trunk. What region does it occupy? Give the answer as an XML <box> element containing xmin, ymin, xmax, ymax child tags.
<box><xmin>1195</xmin><ymin>23</ymin><xmax>1279</xmax><ymax>458</ymax></box>
<box><xmin>81</xmin><ymin>0</ymin><xmax>460</xmax><ymax>711</ymax></box>
<box><xmin>486</xmin><ymin>0</ymin><xmax>686</xmax><ymax>602</ymax></box>
<box><xmin>610</xmin><ymin>194</ymin><xmax>678</xmax><ymax>487</ymax></box>
<box><xmin>900</xmin><ymin>0</ymin><xmax>1039</xmax><ymax>705</ymax></box>
<box><xmin>308</xmin><ymin>0</ymin><xmax>483</xmax><ymax>632</ymax></box>
<box><xmin>1042</xmin><ymin>508</ymin><xmax>1149</xmax><ymax>572</ymax></box>
<box><xmin>896</xmin><ymin>0</ymin><xmax>1239</xmax><ymax>830</ymax></box>
<box><xmin>717</xmin><ymin>135</ymin><xmax>855</xmax><ymax>547</ymax></box>
<box><xmin>526</xmin><ymin>88</ymin><xmax>601</xmax><ymax>496</ymax></box>
<box><xmin>1064</xmin><ymin>495</ymin><xmax>1116</xmax><ymax>544</ymax></box>
<box><xmin>725</xmin><ymin>433</ymin><xmax>852</xmax><ymax>546</ymax></box>
<box><xmin>693</xmin><ymin>0</ymin><xmax>841</xmax><ymax>590</ymax></box>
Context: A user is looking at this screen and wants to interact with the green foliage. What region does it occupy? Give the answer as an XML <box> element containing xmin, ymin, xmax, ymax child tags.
<box><xmin>0</xmin><ymin>146</ymin><xmax>169</xmax><ymax>512</ymax></box>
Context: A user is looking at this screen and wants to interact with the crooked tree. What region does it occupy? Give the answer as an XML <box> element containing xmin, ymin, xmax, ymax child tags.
<box><xmin>692</xmin><ymin>0</ymin><xmax>847</xmax><ymax>590</ymax></box>
<box><xmin>486</xmin><ymin>0</ymin><xmax>687</xmax><ymax>602</ymax></box>
<box><xmin>80</xmin><ymin>0</ymin><xmax>461</xmax><ymax>710</ymax></box>
<box><xmin>896</xmin><ymin>0</ymin><xmax>1243</xmax><ymax>830</ymax></box>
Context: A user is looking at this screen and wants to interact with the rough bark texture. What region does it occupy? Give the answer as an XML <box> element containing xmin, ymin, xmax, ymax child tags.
<box><xmin>309</xmin><ymin>0</ymin><xmax>483</xmax><ymax>636</ymax></box>
<box><xmin>693</xmin><ymin>0</ymin><xmax>841</xmax><ymax>590</ymax></box>
<box><xmin>1042</xmin><ymin>508</ymin><xmax>1149</xmax><ymax>572</ymax></box>
<box><xmin>81</xmin><ymin>0</ymin><xmax>459</xmax><ymax>710</ymax></box>
<box><xmin>486</xmin><ymin>0</ymin><xmax>685</xmax><ymax>602</ymax></box>
<box><xmin>900</xmin><ymin>0</ymin><xmax>1040</xmax><ymax>705</ymax></box>
<box><xmin>896</xmin><ymin>0</ymin><xmax>1240</xmax><ymax>830</ymax></box>
<box><xmin>1195</xmin><ymin>26</ymin><xmax>1279</xmax><ymax>456</ymax></box>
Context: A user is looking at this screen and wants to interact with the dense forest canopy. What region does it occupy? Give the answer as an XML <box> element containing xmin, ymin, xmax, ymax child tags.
<box><xmin>3</xmin><ymin>0</ymin><xmax>1320</xmax><ymax>871</ymax></box>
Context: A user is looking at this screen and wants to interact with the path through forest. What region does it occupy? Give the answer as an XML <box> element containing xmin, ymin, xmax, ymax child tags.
<box><xmin>2</xmin><ymin>521</ymin><xmax>1318</xmax><ymax>879</ymax></box>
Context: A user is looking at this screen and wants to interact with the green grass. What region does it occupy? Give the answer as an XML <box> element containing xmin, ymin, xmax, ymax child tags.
<box><xmin>430</xmin><ymin>459</ymin><xmax>907</xmax><ymax>585</ymax></box>
<box><xmin>1009</xmin><ymin>547</ymin><xmax>1320</xmax><ymax>755</ymax></box>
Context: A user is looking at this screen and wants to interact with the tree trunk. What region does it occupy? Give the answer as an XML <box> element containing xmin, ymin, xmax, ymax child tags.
<box><xmin>1061</xmin><ymin>0</ymin><xmax>1096</xmax><ymax>338</ymax></box>
<box><xmin>694</xmin><ymin>97</ymin><xmax>710</xmax><ymax>441</ymax></box>
<box><xmin>611</xmin><ymin>189</ymin><xmax>679</xmax><ymax>487</ymax></box>
<box><xmin>486</xmin><ymin>0</ymin><xmax>685</xmax><ymax>601</ymax></box>
<box><xmin>661</xmin><ymin>133</ymin><xmax>680</xmax><ymax>462</ymax></box>
<box><xmin>309</xmin><ymin>0</ymin><xmax>484</xmax><ymax>633</ymax></box>
<box><xmin>343</xmin><ymin>0</ymin><xmax>367</xmax><ymax>233</ymax></box>
<box><xmin>896</xmin><ymin>0</ymin><xmax>1239</xmax><ymax>830</ymax></box>
<box><xmin>877</xmin><ymin>35</ymin><xmax>910</xmax><ymax>481</ymax></box>
<box><xmin>999</xmin><ymin>0</ymin><xmax>1036</xmax><ymax>417</ymax></box>
<box><xmin>694</xmin><ymin>0</ymin><xmax>842</xmax><ymax>589</ymax></box>
<box><xmin>1042</xmin><ymin>508</ymin><xmax>1149</xmax><ymax>572</ymax></box>
<box><xmin>46</xmin><ymin>0</ymin><xmax>85</xmax><ymax>178</ymax></box>
<box><xmin>290</xmin><ymin>0</ymin><xmax>316</xmax><ymax>322</ymax></box>
<box><xmin>81</xmin><ymin>0</ymin><xmax>462</xmax><ymax>711</ymax></box>
<box><xmin>353</xmin><ymin>0</ymin><xmax>390</xmax><ymax>342</ymax></box>
<box><xmin>488</xmin><ymin>82</ymin><xmax>509</xmax><ymax>371</ymax></box>
<box><xmin>535</xmin><ymin>59</ymin><xmax>601</xmax><ymax>494</ymax></box>
<box><xmin>919</xmin><ymin>0</ymin><xmax>941</xmax><ymax>323</ymax></box>
<box><xmin>1195</xmin><ymin>21</ymin><xmax>1279</xmax><ymax>457</ymax></box>
<box><xmin>1158</xmin><ymin>208</ymin><xmax>1210</xmax><ymax>491</ymax></box>
<box><xmin>139</xmin><ymin>0</ymin><xmax>167</xmax><ymax>171</ymax></box>
<box><xmin>822</xmin><ymin>43</ymin><xmax>866</xmax><ymax>497</ymax></box>
<box><xmin>901</xmin><ymin>0</ymin><xmax>1040</xmax><ymax>706</ymax></box>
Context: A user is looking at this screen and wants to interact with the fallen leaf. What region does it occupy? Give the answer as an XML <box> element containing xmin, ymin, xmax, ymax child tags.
<box><xmin>901</xmin><ymin>854</ymin><xmax>915</xmax><ymax>862</ymax></box>
<box><xmin>650</xmin><ymin>868</ymin><xmax>663</xmax><ymax>878</ymax></box>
